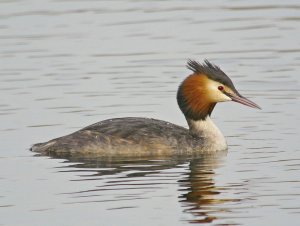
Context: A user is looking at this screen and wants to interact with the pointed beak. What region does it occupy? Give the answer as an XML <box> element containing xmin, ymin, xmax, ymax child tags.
<box><xmin>225</xmin><ymin>92</ymin><xmax>261</xmax><ymax>109</ymax></box>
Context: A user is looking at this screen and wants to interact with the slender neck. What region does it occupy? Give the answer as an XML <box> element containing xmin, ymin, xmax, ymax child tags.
<box><xmin>186</xmin><ymin>116</ymin><xmax>227</xmax><ymax>151</ymax></box>
<box><xmin>177</xmin><ymin>75</ymin><xmax>227</xmax><ymax>151</ymax></box>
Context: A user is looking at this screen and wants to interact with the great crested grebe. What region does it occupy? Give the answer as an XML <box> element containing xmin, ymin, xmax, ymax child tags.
<box><xmin>31</xmin><ymin>60</ymin><xmax>260</xmax><ymax>156</ymax></box>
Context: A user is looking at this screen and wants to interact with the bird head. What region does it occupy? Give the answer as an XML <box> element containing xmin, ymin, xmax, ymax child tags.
<box><xmin>177</xmin><ymin>60</ymin><xmax>261</xmax><ymax>121</ymax></box>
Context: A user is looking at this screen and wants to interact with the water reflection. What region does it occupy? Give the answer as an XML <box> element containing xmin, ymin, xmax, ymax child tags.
<box><xmin>179</xmin><ymin>153</ymin><xmax>240</xmax><ymax>224</ymax></box>
<box><xmin>36</xmin><ymin>151</ymin><xmax>231</xmax><ymax>224</ymax></box>
<box><xmin>53</xmin><ymin>154</ymin><xmax>189</xmax><ymax>178</ymax></box>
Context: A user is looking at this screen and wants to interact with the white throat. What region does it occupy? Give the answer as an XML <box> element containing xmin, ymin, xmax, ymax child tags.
<box><xmin>187</xmin><ymin>116</ymin><xmax>227</xmax><ymax>152</ymax></box>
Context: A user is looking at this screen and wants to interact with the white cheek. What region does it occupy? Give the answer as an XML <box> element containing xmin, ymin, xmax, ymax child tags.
<box><xmin>215</xmin><ymin>92</ymin><xmax>231</xmax><ymax>102</ymax></box>
<box><xmin>207</xmin><ymin>83</ymin><xmax>232</xmax><ymax>102</ymax></box>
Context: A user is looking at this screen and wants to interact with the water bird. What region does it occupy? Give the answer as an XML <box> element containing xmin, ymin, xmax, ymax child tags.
<box><xmin>31</xmin><ymin>60</ymin><xmax>260</xmax><ymax>156</ymax></box>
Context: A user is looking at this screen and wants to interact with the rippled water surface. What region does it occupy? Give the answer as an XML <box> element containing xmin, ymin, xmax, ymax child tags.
<box><xmin>1</xmin><ymin>0</ymin><xmax>300</xmax><ymax>225</ymax></box>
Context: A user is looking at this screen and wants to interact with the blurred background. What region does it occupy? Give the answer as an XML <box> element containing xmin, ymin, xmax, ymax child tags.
<box><xmin>0</xmin><ymin>1</ymin><xmax>299</xmax><ymax>226</ymax></box>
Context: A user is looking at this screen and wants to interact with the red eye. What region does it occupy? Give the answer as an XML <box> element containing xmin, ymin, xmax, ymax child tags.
<box><xmin>218</xmin><ymin>86</ymin><xmax>224</xmax><ymax>91</ymax></box>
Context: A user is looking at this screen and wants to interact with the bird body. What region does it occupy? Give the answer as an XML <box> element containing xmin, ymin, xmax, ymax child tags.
<box><xmin>31</xmin><ymin>116</ymin><xmax>226</xmax><ymax>156</ymax></box>
<box><xmin>31</xmin><ymin>60</ymin><xmax>260</xmax><ymax>156</ymax></box>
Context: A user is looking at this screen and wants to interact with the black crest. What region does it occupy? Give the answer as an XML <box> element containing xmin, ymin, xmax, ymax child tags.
<box><xmin>187</xmin><ymin>59</ymin><xmax>237</xmax><ymax>92</ymax></box>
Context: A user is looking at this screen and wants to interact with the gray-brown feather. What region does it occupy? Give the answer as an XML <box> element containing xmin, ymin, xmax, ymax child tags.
<box><xmin>31</xmin><ymin>117</ymin><xmax>204</xmax><ymax>157</ymax></box>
